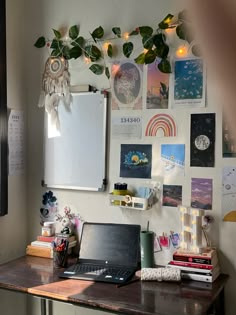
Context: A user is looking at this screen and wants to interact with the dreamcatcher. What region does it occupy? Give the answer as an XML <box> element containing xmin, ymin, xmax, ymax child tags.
<box><xmin>38</xmin><ymin>56</ymin><xmax>72</xmax><ymax>130</ymax></box>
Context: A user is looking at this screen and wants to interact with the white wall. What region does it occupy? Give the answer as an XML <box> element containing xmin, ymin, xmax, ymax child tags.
<box><xmin>3</xmin><ymin>0</ymin><xmax>236</xmax><ymax>314</ymax></box>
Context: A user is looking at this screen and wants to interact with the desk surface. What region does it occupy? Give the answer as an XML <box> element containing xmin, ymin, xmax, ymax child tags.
<box><xmin>0</xmin><ymin>256</ymin><xmax>229</xmax><ymax>315</ymax></box>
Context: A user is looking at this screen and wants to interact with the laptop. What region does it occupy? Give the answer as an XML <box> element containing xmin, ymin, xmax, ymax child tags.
<box><xmin>59</xmin><ymin>222</ymin><xmax>141</xmax><ymax>284</ymax></box>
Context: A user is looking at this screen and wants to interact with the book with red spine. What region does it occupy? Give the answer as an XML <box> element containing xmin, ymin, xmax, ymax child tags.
<box><xmin>36</xmin><ymin>235</ymin><xmax>76</xmax><ymax>243</ymax></box>
<box><xmin>173</xmin><ymin>249</ymin><xmax>218</xmax><ymax>266</ymax></box>
<box><xmin>168</xmin><ymin>260</ymin><xmax>213</xmax><ymax>270</ymax></box>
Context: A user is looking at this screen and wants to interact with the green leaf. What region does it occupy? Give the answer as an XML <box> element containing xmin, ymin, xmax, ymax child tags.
<box><xmin>123</xmin><ymin>42</ymin><xmax>134</xmax><ymax>58</ymax></box>
<box><xmin>153</xmin><ymin>34</ymin><xmax>169</xmax><ymax>59</ymax></box>
<box><xmin>107</xmin><ymin>44</ymin><xmax>113</xmax><ymax>58</ymax></box>
<box><xmin>139</xmin><ymin>26</ymin><xmax>153</xmax><ymax>37</ymax></box>
<box><xmin>69</xmin><ymin>46</ymin><xmax>82</xmax><ymax>59</ymax></box>
<box><xmin>158</xmin><ymin>14</ymin><xmax>174</xmax><ymax>29</ymax></box>
<box><xmin>142</xmin><ymin>35</ymin><xmax>153</xmax><ymax>50</ymax></box>
<box><xmin>129</xmin><ymin>29</ymin><xmax>139</xmax><ymax>36</ymax></box>
<box><xmin>134</xmin><ymin>53</ymin><xmax>146</xmax><ymax>64</ymax></box>
<box><xmin>112</xmin><ymin>27</ymin><xmax>121</xmax><ymax>38</ymax></box>
<box><xmin>51</xmin><ymin>49</ymin><xmax>61</xmax><ymax>57</ymax></box>
<box><xmin>62</xmin><ymin>46</ymin><xmax>71</xmax><ymax>59</ymax></box>
<box><xmin>89</xmin><ymin>64</ymin><xmax>104</xmax><ymax>75</ymax></box>
<box><xmin>53</xmin><ymin>29</ymin><xmax>62</xmax><ymax>39</ymax></box>
<box><xmin>34</xmin><ymin>36</ymin><xmax>46</xmax><ymax>48</ymax></box>
<box><xmin>157</xmin><ymin>59</ymin><xmax>171</xmax><ymax>73</ymax></box>
<box><xmin>50</xmin><ymin>39</ymin><xmax>63</xmax><ymax>50</ymax></box>
<box><xmin>105</xmin><ymin>67</ymin><xmax>110</xmax><ymax>79</ymax></box>
<box><xmin>191</xmin><ymin>44</ymin><xmax>202</xmax><ymax>57</ymax></box>
<box><xmin>176</xmin><ymin>22</ymin><xmax>193</xmax><ymax>43</ymax></box>
<box><xmin>91</xmin><ymin>26</ymin><xmax>104</xmax><ymax>40</ymax></box>
<box><xmin>85</xmin><ymin>45</ymin><xmax>102</xmax><ymax>61</ymax></box>
<box><xmin>145</xmin><ymin>49</ymin><xmax>156</xmax><ymax>64</ymax></box>
<box><xmin>71</xmin><ymin>36</ymin><xmax>85</xmax><ymax>47</ymax></box>
<box><xmin>69</xmin><ymin>25</ymin><xmax>79</xmax><ymax>39</ymax></box>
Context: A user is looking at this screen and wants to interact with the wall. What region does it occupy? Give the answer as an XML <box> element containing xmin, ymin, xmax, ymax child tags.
<box><xmin>3</xmin><ymin>0</ymin><xmax>236</xmax><ymax>314</ymax></box>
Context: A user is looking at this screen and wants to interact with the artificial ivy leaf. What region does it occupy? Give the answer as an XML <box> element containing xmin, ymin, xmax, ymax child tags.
<box><xmin>34</xmin><ymin>36</ymin><xmax>46</xmax><ymax>48</ymax></box>
<box><xmin>112</xmin><ymin>27</ymin><xmax>121</xmax><ymax>38</ymax></box>
<box><xmin>129</xmin><ymin>29</ymin><xmax>139</xmax><ymax>36</ymax></box>
<box><xmin>53</xmin><ymin>29</ymin><xmax>62</xmax><ymax>39</ymax></box>
<box><xmin>134</xmin><ymin>53</ymin><xmax>146</xmax><ymax>64</ymax></box>
<box><xmin>72</xmin><ymin>36</ymin><xmax>85</xmax><ymax>47</ymax></box>
<box><xmin>89</xmin><ymin>64</ymin><xmax>104</xmax><ymax>75</ymax></box>
<box><xmin>91</xmin><ymin>26</ymin><xmax>104</xmax><ymax>40</ymax></box>
<box><xmin>69</xmin><ymin>25</ymin><xmax>79</xmax><ymax>40</ymax></box>
<box><xmin>153</xmin><ymin>34</ymin><xmax>169</xmax><ymax>59</ymax></box>
<box><xmin>145</xmin><ymin>49</ymin><xmax>156</xmax><ymax>64</ymax></box>
<box><xmin>50</xmin><ymin>39</ymin><xmax>63</xmax><ymax>50</ymax></box>
<box><xmin>139</xmin><ymin>26</ymin><xmax>153</xmax><ymax>37</ymax></box>
<box><xmin>105</xmin><ymin>67</ymin><xmax>110</xmax><ymax>79</ymax></box>
<box><xmin>191</xmin><ymin>44</ymin><xmax>202</xmax><ymax>57</ymax></box>
<box><xmin>107</xmin><ymin>44</ymin><xmax>113</xmax><ymax>58</ymax></box>
<box><xmin>62</xmin><ymin>46</ymin><xmax>71</xmax><ymax>59</ymax></box>
<box><xmin>158</xmin><ymin>58</ymin><xmax>171</xmax><ymax>73</ymax></box>
<box><xmin>142</xmin><ymin>35</ymin><xmax>153</xmax><ymax>50</ymax></box>
<box><xmin>158</xmin><ymin>14</ymin><xmax>174</xmax><ymax>29</ymax></box>
<box><xmin>123</xmin><ymin>42</ymin><xmax>133</xmax><ymax>58</ymax></box>
<box><xmin>176</xmin><ymin>23</ymin><xmax>193</xmax><ymax>43</ymax></box>
<box><xmin>85</xmin><ymin>45</ymin><xmax>102</xmax><ymax>61</ymax></box>
<box><xmin>69</xmin><ymin>46</ymin><xmax>82</xmax><ymax>59</ymax></box>
<box><xmin>51</xmin><ymin>49</ymin><xmax>61</xmax><ymax>57</ymax></box>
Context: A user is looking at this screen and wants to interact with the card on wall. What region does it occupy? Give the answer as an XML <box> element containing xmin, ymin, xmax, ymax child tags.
<box><xmin>120</xmin><ymin>144</ymin><xmax>152</xmax><ymax>178</ymax></box>
<box><xmin>190</xmin><ymin>113</ymin><xmax>215</xmax><ymax>167</ymax></box>
<box><xmin>191</xmin><ymin>178</ymin><xmax>213</xmax><ymax>210</ymax></box>
<box><xmin>162</xmin><ymin>184</ymin><xmax>182</xmax><ymax>207</ymax></box>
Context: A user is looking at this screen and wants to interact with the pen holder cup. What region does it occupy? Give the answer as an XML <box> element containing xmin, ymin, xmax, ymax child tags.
<box><xmin>53</xmin><ymin>247</ymin><xmax>68</xmax><ymax>268</ymax></box>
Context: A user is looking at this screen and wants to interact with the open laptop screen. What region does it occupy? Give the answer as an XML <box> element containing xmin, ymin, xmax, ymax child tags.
<box><xmin>79</xmin><ymin>222</ymin><xmax>141</xmax><ymax>267</ymax></box>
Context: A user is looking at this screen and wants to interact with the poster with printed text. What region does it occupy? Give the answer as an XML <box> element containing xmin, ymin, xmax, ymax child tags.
<box><xmin>170</xmin><ymin>58</ymin><xmax>206</xmax><ymax>108</ymax></box>
<box><xmin>120</xmin><ymin>144</ymin><xmax>152</xmax><ymax>178</ymax></box>
<box><xmin>147</xmin><ymin>59</ymin><xmax>169</xmax><ymax>109</ymax></box>
<box><xmin>111</xmin><ymin>61</ymin><xmax>143</xmax><ymax>110</ymax></box>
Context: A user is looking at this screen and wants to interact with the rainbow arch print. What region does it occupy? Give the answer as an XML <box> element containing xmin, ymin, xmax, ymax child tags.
<box><xmin>145</xmin><ymin>113</ymin><xmax>177</xmax><ymax>137</ymax></box>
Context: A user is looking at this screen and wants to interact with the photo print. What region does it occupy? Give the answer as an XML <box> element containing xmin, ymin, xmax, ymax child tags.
<box><xmin>161</xmin><ymin>144</ymin><xmax>185</xmax><ymax>176</ymax></box>
<box><xmin>191</xmin><ymin>178</ymin><xmax>213</xmax><ymax>210</ymax></box>
<box><xmin>120</xmin><ymin>144</ymin><xmax>152</xmax><ymax>178</ymax></box>
<box><xmin>146</xmin><ymin>58</ymin><xmax>169</xmax><ymax>109</ymax></box>
<box><xmin>162</xmin><ymin>184</ymin><xmax>182</xmax><ymax>207</ymax></box>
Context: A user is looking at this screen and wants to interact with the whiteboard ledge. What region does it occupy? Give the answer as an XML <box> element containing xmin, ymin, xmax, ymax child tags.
<box><xmin>43</xmin><ymin>183</ymin><xmax>106</xmax><ymax>192</ymax></box>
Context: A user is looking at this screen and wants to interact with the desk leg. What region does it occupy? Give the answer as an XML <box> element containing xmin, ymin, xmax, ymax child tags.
<box><xmin>40</xmin><ymin>298</ymin><xmax>47</xmax><ymax>315</ymax></box>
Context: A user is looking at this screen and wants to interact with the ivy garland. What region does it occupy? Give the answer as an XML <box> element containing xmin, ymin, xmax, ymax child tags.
<box><xmin>34</xmin><ymin>10</ymin><xmax>198</xmax><ymax>79</ymax></box>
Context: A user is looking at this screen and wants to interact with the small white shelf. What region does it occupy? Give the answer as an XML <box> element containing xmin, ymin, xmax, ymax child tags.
<box><xmin>109</xmin><ymin>193</ymin><xmax>155</xmax><ymax>211</ymax></box>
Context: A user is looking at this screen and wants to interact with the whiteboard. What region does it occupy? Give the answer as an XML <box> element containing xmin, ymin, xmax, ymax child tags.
<box><xmin>43</xmin><ymin>91</ymin><xmax>107</xmax><ymax>191</ymax></box>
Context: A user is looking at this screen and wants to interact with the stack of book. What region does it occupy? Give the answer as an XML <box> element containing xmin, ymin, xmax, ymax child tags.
<box><xmin>26</xmin><ymin>234</ymin><xmax>77</xmax><ymax>259</ymax></box>
<box><xmin>166</xmin><ymin>248</ymin><xmax>220</xmax><ymax>283</ymax></box>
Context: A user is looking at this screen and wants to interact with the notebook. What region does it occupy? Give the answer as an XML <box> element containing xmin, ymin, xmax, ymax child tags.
<box><xmin>59</xmin><ymin>222</ymin><xmax>141</xmax><ymax>284</ymax></box>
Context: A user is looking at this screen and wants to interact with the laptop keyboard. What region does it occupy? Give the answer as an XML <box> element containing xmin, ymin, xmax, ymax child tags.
<box><xmin>66</xmin><ymin>264</ymin><xmax>133</xmax><ymax>278</ymax></box>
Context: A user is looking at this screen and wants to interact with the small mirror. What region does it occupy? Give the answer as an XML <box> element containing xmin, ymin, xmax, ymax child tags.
<box><xmin>43</xmin><ymin>91</ymin><xmax>108</xmax><ymax>191</ymax></box>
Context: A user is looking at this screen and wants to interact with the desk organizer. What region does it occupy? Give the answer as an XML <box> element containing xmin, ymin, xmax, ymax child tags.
<box><xmin>109</xmin><ymin>193</ymin><xmax>155</xmax><ymax>211</ymax></box>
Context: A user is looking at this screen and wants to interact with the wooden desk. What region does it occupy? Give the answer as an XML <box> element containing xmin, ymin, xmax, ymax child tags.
<box><xmin>0</xmin><ymin>256</ymin><xmax>228</xmax><ymax>315</ymax></box>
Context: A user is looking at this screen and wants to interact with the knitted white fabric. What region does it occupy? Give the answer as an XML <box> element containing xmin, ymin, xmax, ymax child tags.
<box><xmin>141</xmin><ymin>267</ymin><xmax>181</xmax><ymax>282</ymax></box>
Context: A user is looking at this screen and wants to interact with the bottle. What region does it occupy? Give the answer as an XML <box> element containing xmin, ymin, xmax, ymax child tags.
<box><xmin>112</xmin><ymin>183</ymin><xmax>128</xmax><ymax>205</ymax></box>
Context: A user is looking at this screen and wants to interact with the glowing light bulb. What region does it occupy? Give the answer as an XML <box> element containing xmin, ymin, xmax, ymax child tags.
<box><xmin>103</xmin><ymin>42</ymin><xmax>110</xmax><ymax>50</ymax></box>
<box><xmin>84</xmin><ymin>57</ymin><xmax>91</xmax><ymax>64</ymax></box>
<box><xmin>176</xmin><ymin>46</ymin><xmax>188</xmax><ymax>57</ymax></box>
<box><xmin>143</xmin><ymin>48</ymin><xmax>148</xmax><ymax>54</ymax></box>
<box><xmin>123</xmin><ymin>32</ymin><xmax>129</xmax><ymax>40</ymax></box>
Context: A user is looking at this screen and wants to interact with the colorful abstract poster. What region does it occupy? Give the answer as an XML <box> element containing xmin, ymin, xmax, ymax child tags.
<box><xmin>170</xmin><ymin>58</ymin><xmax>206</xmax><ymax>108</ymax></box>
<box><xmin>162</xmin><ymin>184</ymin><xmax>182</xmax><ymax>207</ymax></box>
<box><xmin>120</xmin><ymin>144</ymin><xmax>152</xmax><ymax>178</ymax></box>
<box><xmin>191</xmin><ymin>178</ymin><xmax>212</xmax><ymax>210</ymax></box>
<box><xmin>222</xmin><ymin>166</ymin><xmax>236</xmax><ymax>222</ymax></box>
<box><xmin>111</xmin><ymin>61</ymin><xmax>143</xmax><ymax>110</ymax></box>
<box><xmin>161</xmin><ymin>144</ymin><xmax>185</xmax><ymax>176</ymax></box>
<box><xmin>146</xmin><ymin>59</ymin><xmax>169</xmax><ymax>109</ymax></box>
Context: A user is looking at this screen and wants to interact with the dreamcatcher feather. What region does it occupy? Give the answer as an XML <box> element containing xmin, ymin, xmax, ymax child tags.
<box><xmin>38</xmin><ymin>56</ymin><xmax>72</xmax><ymax>130</ymax></box>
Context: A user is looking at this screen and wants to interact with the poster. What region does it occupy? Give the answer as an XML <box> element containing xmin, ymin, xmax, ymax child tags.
<box><xmin>146</xmin><ymin>59</ymin><xmax>169</xmax><ymax>109</ymax></box>
<box><xmin>191</xmin><ymin>178</ymin><xmax>213</xmax><ymax>210</ymax></box>
<box><xmin>170</xmin><ymin>58</ymin><xmax>206</xmax><ymax>108</ymax></box>
<box><xmin>162</xmin><ymin>184</ymin><xmax>182</xmax><ymax>207</ymax></box>
<box><xmin>222</xmin><ymin>166</ymin><xmax>236</xmax><ymax>221</ymax></box>
<box><xmin>222</xmin><ymin>115</ymin><xmax>236</xmax><ymax>157</ymax></box>
<box><xmin>161</xmin><ymin>144</ymin><xmax>185</xmax><ymax>176</ymax></box>
<box><xmin>120</xmin><ymin>144</ymin><xmax>152</xmax><ymax>178</ymax></box>
<box><xmin>111</xmin><ymin>61</ymin><xmax>143</xmax><ymax>110</ymax></box>
<box><xmin>145</xmin><ymin>113</ymin><xmax>177</xmax><ymax>137</ymax></box>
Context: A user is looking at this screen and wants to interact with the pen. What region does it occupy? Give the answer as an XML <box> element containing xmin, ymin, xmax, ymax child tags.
<box><xmin>116</xmin><ymin>278</ymin><xmax>140</xmax><ymax>288</ymax></box>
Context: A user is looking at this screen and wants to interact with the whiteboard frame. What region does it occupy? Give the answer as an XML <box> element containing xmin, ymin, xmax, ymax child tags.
<box><xmin>42</xmin><ymin>91</ymin><xmax>108</xmax><ymax>192</ymax></box>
